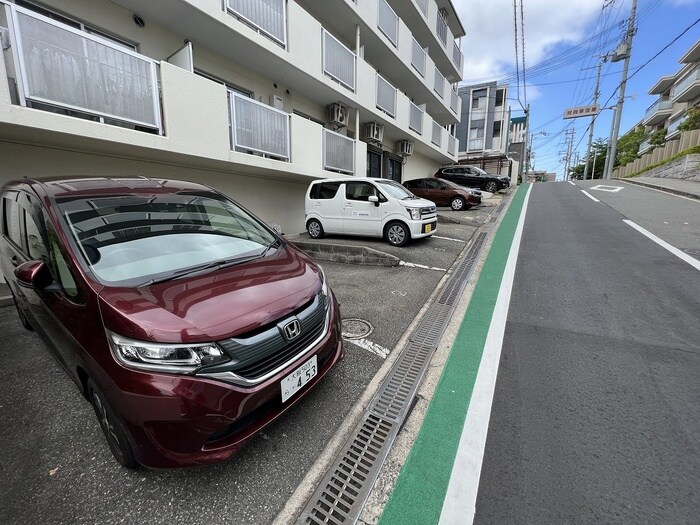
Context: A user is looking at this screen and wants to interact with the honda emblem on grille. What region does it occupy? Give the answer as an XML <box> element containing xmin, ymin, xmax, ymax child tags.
<box><xmin>282</xmin><ymin>319</ymin><xmax>302</xmax><ymax>341</ymax></box>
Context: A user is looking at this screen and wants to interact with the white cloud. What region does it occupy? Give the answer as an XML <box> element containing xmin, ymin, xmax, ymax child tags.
<box><xmin>455</xmin><ymin>0</ymin><xmax>603</xmax><ymax>85</ymax></box>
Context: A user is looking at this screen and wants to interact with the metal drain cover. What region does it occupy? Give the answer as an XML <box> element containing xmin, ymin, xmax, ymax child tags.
<box><xmin>341</xmin><ymin>319</ymin><xmax>373</xmax><ymax>340</ymax></box>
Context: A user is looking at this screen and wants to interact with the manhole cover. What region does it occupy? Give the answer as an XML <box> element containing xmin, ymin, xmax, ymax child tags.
<box><xmin>341</xmin><ymin>318</ymin><xmax>373</xmax><ymax>340</ymax></box>
<box><xmin>682</xmin><ymin>248</ymin><xmax>700</xmax><ymax>257</ymax></box>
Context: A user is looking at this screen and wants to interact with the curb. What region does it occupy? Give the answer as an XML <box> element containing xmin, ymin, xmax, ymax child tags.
<box><xmin>617</xmin><ymin>178</ymin><xmax>700</xmax><ymax>200</ymax></box>
<box><xmin>288</xmin><ymin>240</ymin><xmax>400</xmax><ymax>266</ymax></box>
<box><xmin>0</xmin><ymin>295</ymin><xmax>12</xmax><ymax>308</ymax></box>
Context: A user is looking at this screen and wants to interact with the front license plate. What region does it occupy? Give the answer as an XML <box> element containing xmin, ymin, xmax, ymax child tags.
<box><xmin>281</xmin><ymin>355</ymin><xmax>318</xmax><ymax>403</ymax></box>
<box><xmin>425</xmin><ymin>223</ymin><xmax>432</xmax><ymax>233</ymax></box>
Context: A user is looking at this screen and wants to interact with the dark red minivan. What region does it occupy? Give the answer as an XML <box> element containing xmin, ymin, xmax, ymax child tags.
<box><xmin>0</xmin><ymin>177</ymin><xmax>343</xmax><ymax>468</ymax></box>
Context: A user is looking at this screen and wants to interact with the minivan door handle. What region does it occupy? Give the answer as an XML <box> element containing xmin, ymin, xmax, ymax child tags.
<box><xmin>10</xmin><ymin>255</ymin><xmax>20</xmax><ymax>267</ymax></box>
<box><xmin>344</xmin><ymin>203</ymin><xmax>353</xmax><ymax>208</ymax></box>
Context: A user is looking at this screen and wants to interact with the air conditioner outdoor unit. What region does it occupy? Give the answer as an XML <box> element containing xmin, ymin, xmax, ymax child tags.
<box><xmin>398</xmin><ymin>140</ymin><xmax>414</xmax><ymax>157</ymax></box>
<box><xmin>363</xmin><ymin>122</ymin><xmax>384</xmax><ymax>144</ymax></box>
<box><xmin>327</xmin><ymin>103</ymin><xmax>349</xmax><ymax>127</ymax></box>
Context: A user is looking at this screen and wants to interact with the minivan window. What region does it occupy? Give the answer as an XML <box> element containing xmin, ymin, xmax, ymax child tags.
<box><xmin>374</xmin><ymin>180</ymin><xmax>416</xmax><ymax>200</ymax></box>
<box><xmin>310</xmin><ymin>182</ymin><xmax>341</xmax><ymax>200</ymax></box>
<box><xmin>24</xmin><ymin>210</ymin><xmax>48</xmax><ymax>261</ymax></box>
<box><xmin>56</xmin><ymin>192</ymin><xmax>277</xmax><ymax>285</ymax></box>
<box><xmin>346</xmin><ymin>182</ymin><xmax>379</xmax><ymax>202</ymax></box>
<box><xmin>3</xmin><ymin>197</ymin><xmax>22</xmax><ymax>248</ymax></box>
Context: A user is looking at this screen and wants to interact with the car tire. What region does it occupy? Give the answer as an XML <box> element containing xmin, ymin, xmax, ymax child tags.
<box><xmin>9</xmin><ymin>288</ymin><xmax>32</xmax><ymax>331</ymax></box>
<box><xmin>483</xmin><ymin>181</ymin><xmax>499</xmax><ymax>193</ymax></box>
<box><xmin>307</xmin><ymin>219</ymin><xmax>324</xmax><ymax>239</ymax></box>
<box><xmin>88</xmin><ymin>379</ymin><xmax>138</xmax><ymax>469</ymax></box>
<box><xmin>450</xmin><ymin>197</ymin><xmax>465</xmax><ymax>211</ymax></box>
<box><xmin>384</xmin><ymin>221</ymin><xmax>410</xmax><ymax>247</ymax></box>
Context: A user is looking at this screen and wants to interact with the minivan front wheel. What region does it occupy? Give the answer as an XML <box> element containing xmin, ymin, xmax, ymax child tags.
<box><xmin>483</xmin><ymin>181</ymin><xmax>499</xmax><ymax>193</ymax></box>
<box><xmin>88</xmin><ymin>379</ymin><xmax>137</xmax><ymax>469</ymax></box>
<box><xmin>307</xmin><ymin>219</ymin><xmax>324</xmax><ymax>239</ymax></box>
<box><xmin>385</xmin><ymin>222</ymin><xmax>410</xmax><ymax>247</ymax></box>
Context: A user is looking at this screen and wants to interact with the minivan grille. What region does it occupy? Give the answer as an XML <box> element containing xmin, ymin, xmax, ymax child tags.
<box><xmin>216</xmin><ymin>292</ymin><xmax>328</xmax><ymax>381</ymax></box>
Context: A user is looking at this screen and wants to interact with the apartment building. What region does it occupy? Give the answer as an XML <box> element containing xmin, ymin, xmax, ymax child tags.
<box><xmin>639</xmin><ymin>38</ymin><xmax>699</xmax><ymax>155</ymax></box>
<box><xmin>0</xmin><ymin>0</ymin><xmax>464</xmax><ymax>234</ymax></box>
<box><xmin>455</xmin><ymin>81</ymin><xmax>509</xmax><ymax>157</ymax></box>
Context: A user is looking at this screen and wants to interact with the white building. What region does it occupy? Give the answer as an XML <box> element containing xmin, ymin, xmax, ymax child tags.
<box><xmin>0</xmin><ymin>0</ymin><xmax>464</xmax><ymax>234</ymax></box>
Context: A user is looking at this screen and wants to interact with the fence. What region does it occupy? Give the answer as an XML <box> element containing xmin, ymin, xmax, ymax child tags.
<box><xmin>614</xmin><ymin>128</ymin><xmax>700</xmax><ymax>178</ymax></box>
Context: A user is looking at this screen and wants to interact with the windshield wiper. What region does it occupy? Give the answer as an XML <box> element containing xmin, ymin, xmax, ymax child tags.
<box><xmin>139</xmin><ymin>253</ymin><xmax>263</xmax><ymax>287</ymax></box>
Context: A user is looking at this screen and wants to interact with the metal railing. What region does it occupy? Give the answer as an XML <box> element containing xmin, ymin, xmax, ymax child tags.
<box><xmin>447</xmin><ymin>135</ymin><xmax>457</xmax><ymax>156</ymax></box>
<box><xmin>230</xmin><ymin>93</ymin><xmax>290</xmax><ymax>160</ymax></box>
<box><xmin>436</xmin><ymin>13</ymin><xmax>447</xmax><ymax>45</ymax></box>
<box><xmin>638</xmin><ymin>139</ymin><xmax>652</xmax><ymax>155</ymax></box>
<box><xmin>376</xmin><ymin>73</ymin><xmax>396</xmax><ymax>117</ymax></box>
<box><xmin>226</xmin><ymin>0</ymin><xmax>286</xmax><ymax>47</ymax></box>
<box><xmin>667</xmin><ymin>114</ymin><xmax>687</xmax><ymax>137</ymax></box>
<box><xmin>434</xmin><ymin>68</ymin><xmax>445</xmax><ymax>99</ymax></box>
<box><xmin>411</xmin><ymin>37</ymin><xmax>426</xmax><ymax>77</ymax></box>
<box><xmin>322</xmin><ymin>29</ymin><xmax>355</xmax><ymax>91</ymax></box>
<box><xmin>323</xmin><ymin>129</ymin><xmax>355</xmax><ymax>174</ymax></box>
<box><xmin>6</xmin><ymin>3</ymin><xmax>162</xmax><ymax>132</ymax></box>
<box><xmin>450</xmin><ymin>88</ymin><xmax>458</xmax><ymax>114</ymax></box>
<box><xmin>643</xmin><ymin>99</ymin><xmax>672</xmax><ymax>121</ymax></box>
<box><xmin>415</xmin><ymin>0</ymin><xmax>429</xmax><ymax>17</ymax></box>
<box><xmin>409</xmin><ymin>102</ymin><xmax>423</xmax><ymax>135</ymax></box>
<box><xmin>377</xmin><ymin>0</ymin><xmax>398</xmax><ymax>47</ymax></box>
<box><xmin>452</xmin><ymin>41</ymin><xmax>463</xmax><ymax>71</ymax></box>
<box><xmin>431</xmin><ymin>120</ymin><xmax>442</xmax><ymax>147</ymax></box>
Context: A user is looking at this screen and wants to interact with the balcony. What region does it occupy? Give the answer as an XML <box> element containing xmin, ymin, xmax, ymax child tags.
<box><xmin>411</xmin><ymin>36</ymin><xmax>426</xmax><ymax>77</ymax></box>
<box><xmin>431</xmin><ymin>120</ymin><xmax>442</xmax><ymax>147</ymax></box>
<box><xmin>434</xmin><ymin>68</ymin><xmax>445</xmax><ymax>99</ymax></box>
<box><xmin>376</xmin><ymin>73</ymin><xmax>397</xmax><ymax>117</ymax></box>
<box><xmin>322</xmin><ymin>29</ymin><xmax>356</xmax><ymax>92</ymax></box>
<box><xmin>452</xmin><ymin>41</ymin><xmax>463</xmax><ymax>73</ymax></box>
<box><xmin>638</xmin><ymin>139</ymin><xmax>653</xmax><ymax>155</ymax></box>
<box><xmin>450</xmin><ymin>88</ymin><xmax>458</xmax><ymax>115</ymax></box>
<box><xmin>323</xmin><ymin>129</ymin><xmax>355</xmax><ymax>174</ymax></box>
<box><xmin>226</xmin><ymin>0</ymin><xmax>287</xmax><ymax>48</ymax></box>
<box><xmin>409</xmin><ymin>101</ymin><xmax>424</xmax><ymax>135</ymax></box>
<box><xmin>4</xmin><ymin>3</ymin><xmax>162</xmax><ymax>133</ymax></box>
<box><xmin>415</xmin><ymin>0</ymin><xmax>429</xmax><ymax>17</ymax></box>
<box><xmin>642</xmin><ymin>99</ymin><xmax>673</xmax><ymax>126</ymax></box>
<box><xmin>667</xmin><ymin>113</ymin><xmax>687</xmax><ymax>138</ymax></box>
<box><xmin>436</xmin><ymin>13</ymin><xmax>447</xmax><ymax>45</ymax></box>
<box><xmin>229</xmin><ymin>93</ymin><xmax>290</xmax><ymax>160</ymax></box>
<box><xmin>671</xmin><ymin>69</ymin><xmax>700</xmax><ymax>102</ymax></box>
<box><xmin>377</xmin><ymin>0</ymin><xmax>398</xmax><ymax>47</ymax></box>
<box><xmin>447</xmin><ymin>134</ymin><xmax>457</xmax><ymax>156</ymax></box>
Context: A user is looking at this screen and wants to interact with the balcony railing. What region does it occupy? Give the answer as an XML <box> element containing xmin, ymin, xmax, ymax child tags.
<box><xmin>434</xmin><ymin>68</ymin><xmax>445</xmax><ymax>99</ymax></box>
<box><xmin>667</xmin><ymin>114</ymin><xmax>687</xmax><ymax>137</ymax></box>
<box><xmin>226</xmin><ymin>0</ymin><xmax>286</xmax><ymax>47</ymax></box>
<box><xmin>322</xmin><ymin>29</ymin><xmax>355</xmax><ymax>92</ymax></box>
<box><xmin>447</xmin><ymin>135</ymin><xmax>457</xmax><ymax>156</ymax></box>
<box><xmin>450</xmin><ymin>89</ymin><xmax>458</xmax><ymax>114</ymax></box>
<box><xmin>643</xmin><ymin>99</ymin><xmax>673</xmax><ymax>121</ymax></box>
<box><xmin>376</xmin><ymin>73</ymin><xmax>397</xmax><ymax>117</ymax></box>
<box><xmin>436</xmin><ymin>13</ymin><xmax>447</xmax><ymax>46</ymax></box>
<box><xmin>377</xmin><ymin>0</ymin><xmax>398</xmax><ymax>47</ymax></box>
<box><xmin>671</xmin><ymin>69</ymin><xmax>700</xmax><ymax>101</ymax></box>
<box><xmin>230</xmin><ymin>93</ymin><xmax>290</xmax><ymax>160</ymax></box>
<box><xmin>409</xmin><ymin>102</ymin><xmax>423</xmax><ymax>135</ymax></box>
<box><xmin>323</xmin><ymin>129</ymin><xmax>355</xmax><ymax>174</ymax></box>
<box><xmin>452</xmin><ymin>41</ymin><xmax>463</xmax><ymax>71</ymax></box>
<box><xmin>6</xmin><ymin>4</ymin><xmax>161</xmax><ymax>132</ymax></box>
<box><xmin>431</xmin><ymin>120</ymin><xmax>442</xmax><ymax>147</ymax></box>
<box><xmin>638</xmin><ymin>139</ymin><xmax>652</xmax><ymax>155</ymax></box>
<box><xmin>415</xmin><ymin>0</ymin><xmax>429</xmax><ymax>17</ymax></box>
<box><xmin>411</xmin><ymin>37</ymin><xmax>426</xmax><ymax>77</ymax></box>
<box><xmin>468</xmin><ymin>138</ymin><xmax>484</xmax><ymax>151</ymax></box>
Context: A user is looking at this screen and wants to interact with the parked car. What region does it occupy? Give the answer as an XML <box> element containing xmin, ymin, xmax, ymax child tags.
<box><xmin>435</xmin><ymin>165</ymin><xmax>511</xmax><ymax>193</ymax></box>
<box><xmin>1</xmin><ymin>177</ymin><xmax>343</xmax><ymax>468</ymax></box>
<box><xmin>305</xmin><ymin>178</ymin><xmax>437</xmax><ymax>246</ymax></box>
<box><xmin>403</xmin><ymin>178</ymin><xmax>482</xmax><ymax>210</ymax></box>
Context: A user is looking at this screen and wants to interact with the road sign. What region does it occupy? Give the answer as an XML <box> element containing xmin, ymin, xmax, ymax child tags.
<box><xmin>563</xmin><ymin>105</ymin><xmax>599</xmax><ymax>119</ymax></box>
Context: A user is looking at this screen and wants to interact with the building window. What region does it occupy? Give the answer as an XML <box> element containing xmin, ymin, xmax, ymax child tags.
<box><xmin>472</xmin><ymin>88</ymin><xmax>487</xmax><ymax>108</ymax></box>
<box><xmin>493</xmin><ymin>121</ymin><xmax>502</xmax><ymax>138</ymax></box>
<box><xmin>367</xmin><ymin>149</ymin><xmax>382</xmax><ymax>178</ymax></box>
<box><xmin>495</xmin><ymin>89</ymin><xmax>505</xmax><ymax>107</ymax></box>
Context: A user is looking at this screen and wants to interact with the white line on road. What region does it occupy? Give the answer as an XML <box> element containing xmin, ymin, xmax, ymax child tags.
<box><xmin>346</xmin><ymin>338</ymin><xmax>390</xmax><ymax>359</ymax></box>
<box><xmin>400</xmin><ymin>261</ymin><xmax>447</xmax><ymax>271</ymax></box>
<box><xmin>623</xmin><ymin>220</ymin><xmax>700</xmax><ymax>271</ymax></box>
<box><xmin>438</xmin><ymin>184</ymin><xmax>532</xmax><ymax>525</ymax></box>
<box><xmin>432</xmin><ymin>235</ymin><xmax>466</xmax><ymax>243</ymax></box>
<box><xmin>567</xmin><ymin>181</ymin><xmax>576</xmax><ymax>186</ymax></box>
<box><xmin>581</xmin><ymin>190</ymin><xmax>600</xmax><ymax>203</ymax></box>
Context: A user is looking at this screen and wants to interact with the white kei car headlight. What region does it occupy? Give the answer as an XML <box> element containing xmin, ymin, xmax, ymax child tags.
<box><xmin>406</xmin><ymin>207</ymin><xmax>421</xmax><ymax>220</ymax></box>
<box><xmin>108</xmin><ymin>332</ymin><xmax>229</xmax><ymax>373</ymax></box>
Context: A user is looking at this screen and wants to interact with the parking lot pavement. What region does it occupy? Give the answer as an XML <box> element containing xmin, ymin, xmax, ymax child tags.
<box><xmin>0</xmin><ymin>198</ymin><xmax>504</xmax><ymax>525</ymax></box>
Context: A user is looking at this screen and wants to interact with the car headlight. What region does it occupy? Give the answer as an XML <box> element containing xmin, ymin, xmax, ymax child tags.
<box><xmin>108</xmin><ymin>332</ymin><xmax>229</xmax><ymax>373</ymax></box>
<box><xmin>406</xmin><ymin>207</ymin><xmax>421</xmax><ymax>220</ymax></box>
<box><xmin>317</xmin><ymin>264</ymin><xmax>329</xmax><ymax>298</ymax></box>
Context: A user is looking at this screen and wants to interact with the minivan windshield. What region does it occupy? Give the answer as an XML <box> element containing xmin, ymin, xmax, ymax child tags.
<box><xmin>56</xmin><ymin>192</ymin><xmax>277</xmax><ymax>286</ymax></box>
<box><xmin>374</xmin><ymin>180</ymin><xmax>417</xmax><ymax>200</ymax></box>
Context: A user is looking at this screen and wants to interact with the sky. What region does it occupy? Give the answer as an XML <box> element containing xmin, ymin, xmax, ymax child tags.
<box><xmin>453</xmin><ymin>0</ymin><xmax>700</xmax><ymax>179</ymax></box>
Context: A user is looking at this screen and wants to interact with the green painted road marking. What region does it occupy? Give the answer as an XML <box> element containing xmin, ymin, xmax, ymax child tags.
<box><xmin>378</xmin><ymin>185</ymin><xmax>529</xmax><ymax>525</ymax></box>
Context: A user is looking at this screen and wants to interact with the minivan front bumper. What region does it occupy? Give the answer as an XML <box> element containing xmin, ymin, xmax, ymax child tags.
<box><xmin>103</xmin><ymin>293</ymin><xmax>343</xmax><ymax>468</ymax></box>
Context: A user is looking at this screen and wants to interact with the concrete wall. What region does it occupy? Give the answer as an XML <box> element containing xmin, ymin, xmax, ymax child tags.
<box><xmin>614</xmin><ymin>129</ymin><xmax>700</xmax><ymax>179</ymax></box>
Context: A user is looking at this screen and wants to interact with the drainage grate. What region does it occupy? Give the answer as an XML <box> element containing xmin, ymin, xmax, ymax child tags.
<box><xmin>297</xmin><ymin>220</ymin><xmax>496</xmax><ymax>524</ymax></box>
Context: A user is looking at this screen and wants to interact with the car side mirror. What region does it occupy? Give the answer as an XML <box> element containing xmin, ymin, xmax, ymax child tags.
<box><xmin>15</xmin><ymin>260</ymin><xmax>53</xmax><ymax>290</ymax></box>
<box><xmin>368</xmin><ymin>195</ymin><xmax>380</xmax><ymax>207</ymax></box>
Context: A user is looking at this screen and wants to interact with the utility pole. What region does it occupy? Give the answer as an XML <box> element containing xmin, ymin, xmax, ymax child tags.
<box><xmin>583</xmin><ymin>61</ymin><xmax>603</xmax><ymax>180</ymax></box>
<box><xmin>523</xmin><ymin>104</ymin><xmax>530</xmax><ymax>181</ymax></box>
<box><xmin>563</xmin><ymin>127</ymin><xmax>575</xmax><ymax>180</ymax></box>
<box><xmin>603</xmin><ymin>0</ymin><xmax>637</xmax><ymax>180</ymax></box>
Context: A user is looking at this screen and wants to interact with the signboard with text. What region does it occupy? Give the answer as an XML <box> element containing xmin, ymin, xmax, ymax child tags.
<box><xmin>563</xmin><ymin>105</ymin><xmax>599</xmax><ymax>119</ymax></box>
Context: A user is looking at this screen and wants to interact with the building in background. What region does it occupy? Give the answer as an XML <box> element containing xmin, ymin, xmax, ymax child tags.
<box><xmin>0</xmin><ymin>0</ymin><xmax>464</xmax><ymax>236</ymax></box>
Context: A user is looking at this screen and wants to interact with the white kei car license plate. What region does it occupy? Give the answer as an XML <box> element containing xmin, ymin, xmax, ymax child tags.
<box><xmin>281</xmin><ymin>355</ymin><xmax>318</xmax><ymax>403</ymax></box>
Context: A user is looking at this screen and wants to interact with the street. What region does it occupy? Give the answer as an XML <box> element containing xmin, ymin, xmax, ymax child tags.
<box><xmin>474</xmin><ymin>181</ymin><xmax>699</xmax><ymax>522</ymax></box>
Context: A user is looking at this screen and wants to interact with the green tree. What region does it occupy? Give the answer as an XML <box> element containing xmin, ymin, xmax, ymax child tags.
<box><xmin>569</xmin><ymin>138</ymin><xmax>607</xmax><ymax>179</ymax></box>
<box><xmin>678</xmin><ymin>105</ymin><xmax>700</xmax><ymax>132</ymax></box>
<box><xmin>649</xmin><ymin>128</ymin><xmax>666</xmax><ymax>146</ymax></box>
<box><xmin>615</xmin><ymin>125</ymin><xmax>645</xmax><ymax>167</ymax></box>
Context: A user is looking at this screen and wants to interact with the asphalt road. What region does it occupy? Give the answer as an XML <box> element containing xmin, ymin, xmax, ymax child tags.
<box><xmin>474</xmin><ymin>181</ymin><xmax>699</xmax><ymax>522</ymax></box>
<box><xmin>0</xmin><ymin>199</ymin><xmax>500</xmax><ymax>525</ymax></box>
